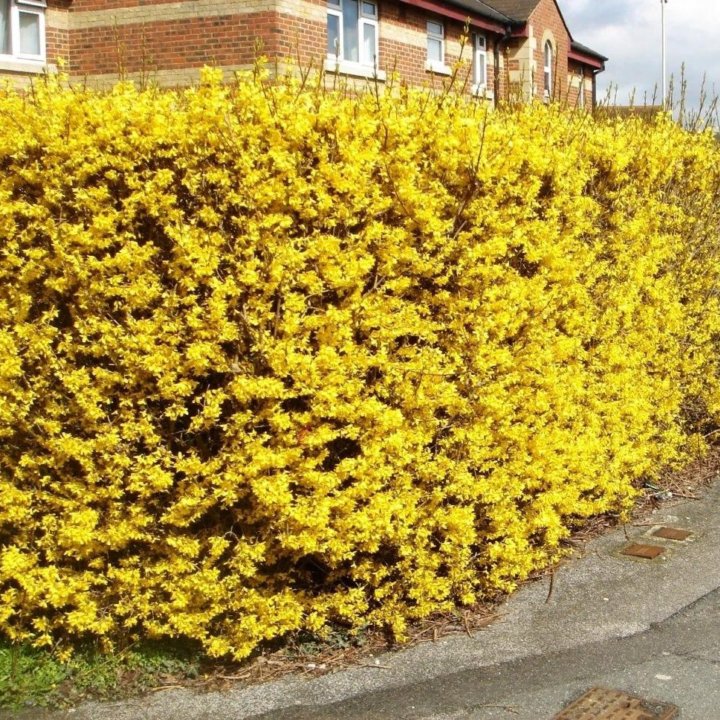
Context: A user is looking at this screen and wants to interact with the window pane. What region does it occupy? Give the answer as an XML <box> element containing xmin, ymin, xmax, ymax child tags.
<box><xmin>342</xmin><ymin>0</ymin><xmax>359</xmax><ymax>61</ymax></box>
<box><xmin>0</xmin><ymin>0</ymin><xmax>9</xmax><ymax>54</ymax></box>
<box><xmin>475</xmin><ymin>52</ymin><xmax>486</xmax><ymax>85</ymax></box>
<box><xmin>361</xmin><ymin>1</ymin><xmax>376</xmax><ymax>17</ymax></box>
<box><xmin>19</xmin><ymin>11</ymin><xmax>41</xmax><ymax>55</ymax></box>
<box><xmin>474</xmin><ymin>34</ymin><xmax>486</xmax><ymax>85</ymax></box>
<box><xmin>427</xmin><ymin>37</ymin><xmax>442</xmax><ymax>63</ymax></box>
<box><xmin>427</xmin><ymin>20</ymin><xmax>443</xmax><ymax>38</ymax></box>
<box><xmin>327</xmin><ymin>13</ymin><xmax>340</xmax><ymax>55</ymax></box>
<box><xmin>327</xmin><ymin>0</ymin><xmax>340</xmax><ymax>6</ymax></box>
<box><xmin>544</xmin><ymin>42</ymin><xmax>552</xmax><ymax>93</ymax></box>
<box><xmin>362</xmin><ymin>21</ymin><xmax>376</xmax><ymax>65</ymax></box>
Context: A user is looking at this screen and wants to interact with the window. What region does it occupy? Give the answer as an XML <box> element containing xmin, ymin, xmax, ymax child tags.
<box><xmin>0</xmin><ymin>0</ymin><xmax>8</xmax><ymax>55</ymax></box>
<box><xmin>0</xmin><ymin>0</ymin><xmax>45</xmax><ymax>61</ymax></box>
<box><xmin>327</xmin><ymin>0</ymin><xmax>378</xmax><ymax>68</ymax></box>
<box><xmin>543</xmin><ymin>40</ymin><xmax>553</xmax><ymax>98</ymax></box>
<box><xmin>473</xmin><ymin>32</ymin><xmax>487</xmax><ymax>93</ymax></box>
<box><xmin>426</xmin><ymin>20</ymin><xmax>444</xmax><ymax>70</ymax></box>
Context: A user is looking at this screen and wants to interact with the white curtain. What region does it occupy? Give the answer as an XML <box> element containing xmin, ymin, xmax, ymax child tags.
<box><xmin>19</xmin><ymin>11</ymin><xmax>40</xmax><ymax>55</ymax></box>
<box><xmin>342</xmin><ymin>0</ymin><xmax>358</xmax><ymax>62</ymax></box>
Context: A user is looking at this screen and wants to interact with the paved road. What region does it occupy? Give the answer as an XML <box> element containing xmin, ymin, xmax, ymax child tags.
<box><xmin>250</xmin><ymin>588</ymin><xmax>720</xmax><ymax>719</ymax></box>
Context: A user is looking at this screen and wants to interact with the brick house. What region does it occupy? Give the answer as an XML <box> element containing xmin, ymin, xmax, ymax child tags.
<box><xmin>0</xmin><ymin>0</ymin><xmax>606</xmax><ymax>105</ymax></box>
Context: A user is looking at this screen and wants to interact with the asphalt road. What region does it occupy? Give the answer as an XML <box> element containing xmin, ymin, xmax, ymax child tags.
<box><xmin>250</xmin><ymin>588</ymin><xmax>720</xmax><ymax>719</ymax></box>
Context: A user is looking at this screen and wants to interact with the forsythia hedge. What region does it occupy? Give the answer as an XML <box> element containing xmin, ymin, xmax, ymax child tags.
<box><xmin>2</xmin><ymin>70</ymin><xmax>720</xmax><ymax>660</ymax></box>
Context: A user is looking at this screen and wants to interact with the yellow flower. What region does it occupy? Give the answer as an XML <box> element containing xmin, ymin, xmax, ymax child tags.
<box><xmin>1</xmin><ymin>69</ymin><xmax>719</xmax><ymax>660</ymax></box>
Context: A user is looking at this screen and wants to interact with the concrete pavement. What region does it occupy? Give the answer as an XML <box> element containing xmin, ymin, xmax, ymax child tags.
<box><xmin>16</xmin><ymin>475</ymin><xmax>720</xmax><ymax>720</ymax></box>
<box><xmin>250</xmin><ymin>587</ymin><xmax>720</xmax><ymax>719</ymax></box>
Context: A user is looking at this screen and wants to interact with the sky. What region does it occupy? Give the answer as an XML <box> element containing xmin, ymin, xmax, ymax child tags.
<box><xmin>561</xmin><ymin>0</ymin><xmax>720</xmax><ymax>111</ymax></box>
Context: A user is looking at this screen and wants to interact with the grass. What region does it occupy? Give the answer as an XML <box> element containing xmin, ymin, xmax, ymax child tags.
<box><xmin>0</xmin><ymin>608</ymin><xmax>503</xmax><ymax>712</ymax></box>
<box><xmin>0</xmin><ymin>638</ymin><xmax>201</xmax><ymax>711</ymax></box>
<box><xmin>0</xmin><ymin>626</ymin><xmax>378</xmax><ymax>711</ymax></box>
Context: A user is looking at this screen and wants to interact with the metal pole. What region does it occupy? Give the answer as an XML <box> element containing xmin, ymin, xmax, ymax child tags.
<box><xmin>661</xmin><ymin>0</ymin><xmax>667</xmax><ymax>107</ymax></box>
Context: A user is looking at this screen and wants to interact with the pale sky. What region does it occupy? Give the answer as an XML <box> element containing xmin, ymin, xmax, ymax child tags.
<box><xmin>561</xmin><ymin>0</ymin><xmax>720</xmax><ymax>110</ymax></box>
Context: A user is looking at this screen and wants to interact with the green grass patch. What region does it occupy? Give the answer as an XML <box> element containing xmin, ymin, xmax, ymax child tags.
<box><xmin>0</xmin><ymin>639</ymin><xmax>201</xmax><ymax>710</ymax></box>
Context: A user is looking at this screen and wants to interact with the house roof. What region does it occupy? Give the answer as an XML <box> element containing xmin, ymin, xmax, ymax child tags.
<box><xmin>571</xmin><ymin>40</ymin><xmax>608</xmax><ymax>63</ymax></box>
<box><xmin>401</xmin><ymin>0</ymin><xmax>511</xmax><ymax>33</ymax></box>
<box><xmin>449</xmin><ymin>0</ymin><xmax>513</xmax><ymax>24</ymax></box>
<box><xmin>479</xmin><ymin>0</ymin><xmax>537</xmax><ymax>21</ymax></box>
<box><xmin>483</xmin><ymin>0</ymin><xmax>608</xmax><ymax>69</ymax></box>
<box><xmin>406</xmin><ymin>0</ymin><xmax>608</xmax><ymax>69</ymax></box>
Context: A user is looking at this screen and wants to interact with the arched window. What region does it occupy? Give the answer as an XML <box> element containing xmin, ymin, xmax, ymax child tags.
<box><xmin>543</xmin><ymin>40</ymin><xmax>553</xmax><ymax>98</ymax></box>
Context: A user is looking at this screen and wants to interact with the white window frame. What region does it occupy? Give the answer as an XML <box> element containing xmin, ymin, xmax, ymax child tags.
<box><xmin>326</xmin><ymin>0</ymin><xmax>342</xmax><ymax>59</ymax></box>
<box><xmin>425</xmin><ymin>19</ymin><xmax>449</xmax><ymax>74</ymax></box>
<box><xmin>0</xmin><ymin>0</ymin><xmax>11</xmax><ymax>56</ymax></box>
<box><xmin>326</xmin><ymin>0</ymin><xmax>379</xmax><ymax>71</ymax></box>
<box><xmin>472</xmin><ymin>32</ymin><xmax>487</xmax><ymax>95</ymax></box>
<box><xmin>543</xmin><ymin>40</ymin><xmax>553</xmax><ymax>99</ymax></box>
<box><xmin>0</xmin><ymin>0</ymin><xmax>46</xmax><ymax>63</ymax></box>
<box><xmin>359</xmin><ymin>2</ymin><xmax>378</xmax><ymax>67</ymax></box>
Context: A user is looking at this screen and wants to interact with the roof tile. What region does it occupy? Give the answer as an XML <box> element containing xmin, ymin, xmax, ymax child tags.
<box><xmin>481</xmin><ymin>0</ymin><xmax>538</xmax><ymax>21</ymax></box>
<box><xmin>445</xmin><ymin>0</ymin><xmax>513</xmax><ymax>24</ymax></box>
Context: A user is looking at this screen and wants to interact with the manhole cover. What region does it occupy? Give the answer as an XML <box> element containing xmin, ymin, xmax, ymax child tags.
<box><xmin>652</xmin><ymin>527</ymin><xmax>692</xmax><ymax>541</ymax></box>
<box><xmin>621</xmin><ymin>543</ymin><xmax>664</xmax><ymax>560</ymax></box>
<box><xmin>553</xmin><ymin>686</ymin><xmax>679</xmax><ymax>719</ymax></box>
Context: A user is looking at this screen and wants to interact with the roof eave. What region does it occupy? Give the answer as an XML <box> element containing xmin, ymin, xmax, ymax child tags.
<box><xmin>569</xmin><ymin>41</ymin><xmax>608</xmax><ymax>71</ymax></box>
<box><xmin>397</xmin><ymin>0</ymin><xmax>510</xmax><ymax>34</ymax></box>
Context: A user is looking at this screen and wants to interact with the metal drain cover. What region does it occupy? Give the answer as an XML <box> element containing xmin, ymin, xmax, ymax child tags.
<box><xmin>553</xmin><ymin>687</ymin><xmax>679</xmax><ymax>719</ymax></box>
<box><xmin>621</xmin><ymin>543</ymin><xmax>664</xmax><ymax>560</ymax></box>
<box><xmin>652</xmin><ymin>527</ymin><xmax>692</xmax><ymax>541</ymax></box>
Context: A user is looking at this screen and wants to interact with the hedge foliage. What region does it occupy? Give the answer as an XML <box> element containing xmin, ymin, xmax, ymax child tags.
<box><xmin>2</xmin><ymin>70</ymin><xmax>720</xmax><ymax>659</ymax></box>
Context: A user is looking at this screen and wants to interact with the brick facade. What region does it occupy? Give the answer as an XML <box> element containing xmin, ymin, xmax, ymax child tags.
<box><xmin>0</xmin><ymin>0</ymin><xmax>69</xmax><ymax>85</ymax></box>
<box><xmin>0</xmin><ymin>0</ymin><xmax>604</xmax><ymax>105</ymax></box>
<box><xmin>530</xmin><ymin>0</ymin><xmax>569</xmax><ymax>100</ymax></box>
<box><xmin>273</xmin><ymin>0</ymin><xmax>505</xmax><ymax>100</ymax></box>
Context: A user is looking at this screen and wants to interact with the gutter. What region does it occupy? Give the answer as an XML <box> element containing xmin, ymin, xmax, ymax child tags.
<box><xmin>568</xmin><ymin>50</ymin><xmax>604</xmax><ymax>71</ymax></box>
<box><xmin>397</xmin><ymin>0</ymin><xmax>507</xmax><ymax>34</ymax></box>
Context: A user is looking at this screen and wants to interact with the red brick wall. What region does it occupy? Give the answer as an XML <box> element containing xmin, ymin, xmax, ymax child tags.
<box><xmin>273</xmin><ymin>0</ymin><xmax>500</xmax><ymax>96</ymax></box>
<box><xmin>70</xmin><ymin>0</ymin><xmax>182</xmax><ymax>9</ymax></box>
<box><xmin>47</xmin><ymin>0</ymin><xmax>71</xmax><ymax>64</ymax></box>
<box><xmin>61</xmin><ymin>0</ymin><xmax>503</xmax><ymax>94</ymax></box>
<box><xmin>67</xmin><ymin>12</ymin><xmax>281</xmax><ymax>77</ymax></box>
<box><xmin>378</xmin><ymin>0</ymin><xmax>496</xmax><ymax>93</ymax></box>
<box><xmin>4</xmin><ymin>0</ymin><xmax>601</xmax><ymax>105</ymax></box>
<box><xmin>268</xmin><ymin>8</ymin><xmax>326</xmax><ymax>64</ymax></box>
<box><xmin>528</xmin><ymin>0</ymin><xmax>570</xmax><ymax>102</ymax></box>
<box><xmin>567</xmin><ymin>60</ymin><xmax>592</xmax><ymax>109</ymax></box>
